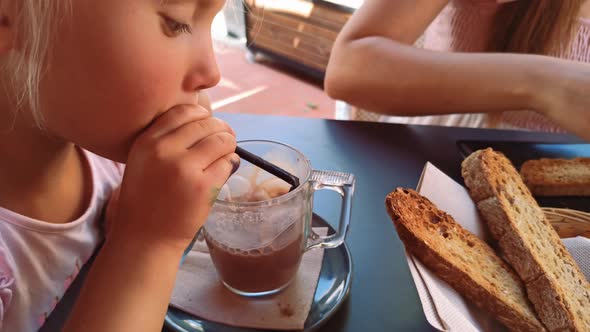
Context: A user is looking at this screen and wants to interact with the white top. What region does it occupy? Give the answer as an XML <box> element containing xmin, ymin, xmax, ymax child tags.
<box><xmin>379</xmin><ymin>0</ymin><xmax>589</xmax><ymax>131</ymax></box>
<box><xmin>0</xmin><ymin>149</ymin><xmax>123</xmax><ymax>331</ymax></box>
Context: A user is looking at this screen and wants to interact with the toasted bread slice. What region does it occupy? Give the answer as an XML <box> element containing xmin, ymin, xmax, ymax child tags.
<box><xmin>462</xmin><ymin>148</ymin><xmax>590</xmax><ymax>332</ymax></box>
<box><xmin>520</xmin><ymin>157</ymin><xmax>590</xmax><ymax>196</ymax></box>
<box><xmin>385</xmin><ymin>188</ymin><xmax>546</xmax><ymax>332</ymax></box>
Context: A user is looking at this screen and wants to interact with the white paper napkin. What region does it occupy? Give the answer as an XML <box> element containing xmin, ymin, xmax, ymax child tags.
<box><xmin>169</xmin><ymin>228</ymin><xmax>328</xmax><ymax>330</ymax></box>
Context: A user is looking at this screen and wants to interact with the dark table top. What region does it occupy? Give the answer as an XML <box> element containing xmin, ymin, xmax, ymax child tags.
<box><xmin>44</xmin><ymin>113</ymin><xmax>586</xmax><ymax>332</ymax></box>
<box><xmin>207</xmin><ymin>114</ymin><xmax>584</xmax><ymax>332</ymax></box>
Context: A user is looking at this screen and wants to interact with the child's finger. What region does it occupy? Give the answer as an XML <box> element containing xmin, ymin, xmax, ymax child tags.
<box><xmin>203</xmin><ymin>153</ymin><xmax>241</xmax><ymax>189</ymax></box>
<box><xmin>140</xmin><ymin>105</ymin><xmax>210</xmax><ymax>141</ymax></box>
<box><xmin>185</xmin><ymin>132</ymin><xmax>237</xmax><ymax>170</ymax></box>
<box><xmin>160</xmin><ymin>117</ymin><xmax>234</xmax><ymax>153</ymax></box>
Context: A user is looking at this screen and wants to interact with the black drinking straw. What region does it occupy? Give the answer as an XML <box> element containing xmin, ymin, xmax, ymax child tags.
<box><xmin>235</xmin><ymin>146</ymin><xmax>300</xmax><ymax>192</ymax></box>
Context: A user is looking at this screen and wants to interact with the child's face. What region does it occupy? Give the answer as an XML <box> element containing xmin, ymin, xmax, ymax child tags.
<box><xmin>39</xmin><ymin>0</ymin><xmax>225</xmax><ymax>162</ymax></box>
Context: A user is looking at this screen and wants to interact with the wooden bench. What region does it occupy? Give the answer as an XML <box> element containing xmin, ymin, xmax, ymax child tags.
<box><xmin>244</xmin><ymin>0</ymin><xmax>358</xmax><ymax>80</ymax></box>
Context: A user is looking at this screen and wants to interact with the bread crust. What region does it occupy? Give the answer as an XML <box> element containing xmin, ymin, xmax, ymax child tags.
<box><xmin>462</xmin><ymin>149</ymin><xmax>590</xmax><ymax>332</ymax></box>
<box><xmin>520</xmin><ymin>158</ymin><xmax>590</xmax><ymax>196</ymax></box>
<box><xmin>385</xmin><ymin>188</ymin><xmax>546</xmax><ymax>332</ymax></box>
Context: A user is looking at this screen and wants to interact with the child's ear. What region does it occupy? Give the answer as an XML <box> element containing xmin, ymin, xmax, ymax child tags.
<box><xmin>0</xmin><ymin>4</ymin><xmax>16</xmax><ymax>54</ymax></box>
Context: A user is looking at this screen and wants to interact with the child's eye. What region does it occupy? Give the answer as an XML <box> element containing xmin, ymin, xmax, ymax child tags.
<box><xmin>161</xmin><ymin>15</ymin><xmax>193</xmax><ymax>36</ymax></box>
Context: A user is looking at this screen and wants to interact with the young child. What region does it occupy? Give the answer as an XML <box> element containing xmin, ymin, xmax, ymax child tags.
<box><xmin>0</xmin><ymin>0</ymin><xmax>238</xmax><ymax>331</ymax></box>
<box><xmin>326</xmin><ymin>0</ymin><xmax>590</xmax><ymax>141</ymax></box>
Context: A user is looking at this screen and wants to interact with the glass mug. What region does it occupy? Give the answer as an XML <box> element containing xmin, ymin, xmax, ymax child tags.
<box><xmin>196</xmin><ymin>140</ymin><xmax>355</xmax><ymax>297</ymax></box>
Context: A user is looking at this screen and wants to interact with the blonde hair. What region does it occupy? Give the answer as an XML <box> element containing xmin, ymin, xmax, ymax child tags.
<box><xmin>3</xmin><ymin>1</ymin><xmax>71</xmax><ymax>125</ymax></box>
<box><xmin>489</xmin><ymin>0</ymin><xmax>585</xmax><ymax>55</ymax></box>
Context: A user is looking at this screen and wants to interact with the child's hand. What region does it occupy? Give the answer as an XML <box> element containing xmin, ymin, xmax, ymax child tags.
<box><xmin>107</xmin><ymin>105</ymin><xmax>238</xmax><ymax>252</ymax></box>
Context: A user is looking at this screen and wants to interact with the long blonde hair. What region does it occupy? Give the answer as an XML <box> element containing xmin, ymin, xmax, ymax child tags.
<box><xmin>2</xmin><ymin>1</ymin><xmax>71</xmax><ymax>125</ymax></box>
<box><xmin>489</xmin><ymin>0</ymin><xmax>585</xmax><ymax>55</ymax></box>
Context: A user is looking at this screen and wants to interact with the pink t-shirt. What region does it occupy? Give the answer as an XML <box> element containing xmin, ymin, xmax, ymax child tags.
<box><xmin>0</xmin><ymin>149</ymin><xmax>123</xmax><ymax>331</ymax></box>
<box><xmin>377</xmin><ymin>0</ymin><xmax>590</xmax><ymax>130</ymax></box>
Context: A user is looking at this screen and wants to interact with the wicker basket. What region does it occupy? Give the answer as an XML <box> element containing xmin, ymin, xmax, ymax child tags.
<box><xmin>543</xmin><ymin>207</ymin><xmax>590</xmax><ymax>238</ymax></box>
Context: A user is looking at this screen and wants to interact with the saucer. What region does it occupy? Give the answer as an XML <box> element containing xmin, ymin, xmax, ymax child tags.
<box><xmin>164</xmin><ymin>213</ymin><xmax>353</xmax><ymax>332</ymax></box>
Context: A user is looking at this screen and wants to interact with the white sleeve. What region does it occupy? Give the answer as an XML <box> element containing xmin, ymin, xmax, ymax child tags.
<box><xmin>0</xmin><ymin>242</ymin><xmax>15</xmax><ymax>329</ymax></box>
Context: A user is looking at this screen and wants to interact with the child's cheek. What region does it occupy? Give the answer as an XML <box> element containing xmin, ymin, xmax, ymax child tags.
<box><xmin>123</xmin><ymin>60</ymin><xmax>185</xmax><ymax>113</ymax></box>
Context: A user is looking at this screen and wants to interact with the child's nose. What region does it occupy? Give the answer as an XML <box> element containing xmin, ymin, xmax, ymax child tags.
<box><xmin>184</xmin><ymin>48</ymin><xmax>221</xmax><ymax>91</ymax></box>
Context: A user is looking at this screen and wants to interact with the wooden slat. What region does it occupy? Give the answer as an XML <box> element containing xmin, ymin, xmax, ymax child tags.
<box><xmin>244</xmin><ymin>0</ymin><xmax>352</xmax><ymax>73</ymax></box>
<box><xmin>247</xmin><ymin>0</ymin><xmax>351</xmax><ymax>31</ymax></box>
<box><xmin>247</xmin><ymin>33</ymin><xmax>328</xmax><ymax>71</ymax></box>
<box><xmin>246</xmin><ymin>10</ymin><xmax>339</xmax><ymax>41</ymax></box>
<box><xmin>247</xmin><ymin>28</ymin><xmax>330</xmax><ymax>68</ymax></box>
<box><xmin>247</xmin><ymin>17</ymin><xmax>334</xmax><ymax>58</ymax></box>
<box><xmin>305</xmin><ymin>1</ymin><xmax>352</xmax><ymax>25</ymax></box>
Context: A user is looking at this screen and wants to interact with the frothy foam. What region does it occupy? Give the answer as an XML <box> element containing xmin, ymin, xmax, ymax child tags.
<box><xmin>204</xmin><ymin>221</ymin><xmax>301</xmax><ymax>256</ymax></box>
<box><xmin>220</xmin><ymin>149</ymin><xmax>297</xmax><ymax>203</ymax></box>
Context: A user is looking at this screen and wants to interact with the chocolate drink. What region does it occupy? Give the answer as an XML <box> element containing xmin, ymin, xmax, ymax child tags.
<box><xmin>204</xmin><ymin>230</ymin><xmax>304</xmax><ymax>293</ymax></box>
<box><xmin>207</xmin><ymin>164</ymin><xmax>305</xmax><ymax>293</ymax></box>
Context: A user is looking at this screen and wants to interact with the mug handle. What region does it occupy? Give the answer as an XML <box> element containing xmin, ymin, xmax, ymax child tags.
<box><xmin>305</xmin><ymin>170</ymin><xmax>355</xmax><ymax>251</ymax></box>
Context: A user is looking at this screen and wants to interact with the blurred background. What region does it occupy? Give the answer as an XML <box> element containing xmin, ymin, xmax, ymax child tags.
<box><xmin>209</xmin><ymin>0</ymin><xmax>363</xmax><ymax>119</ymax></box>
